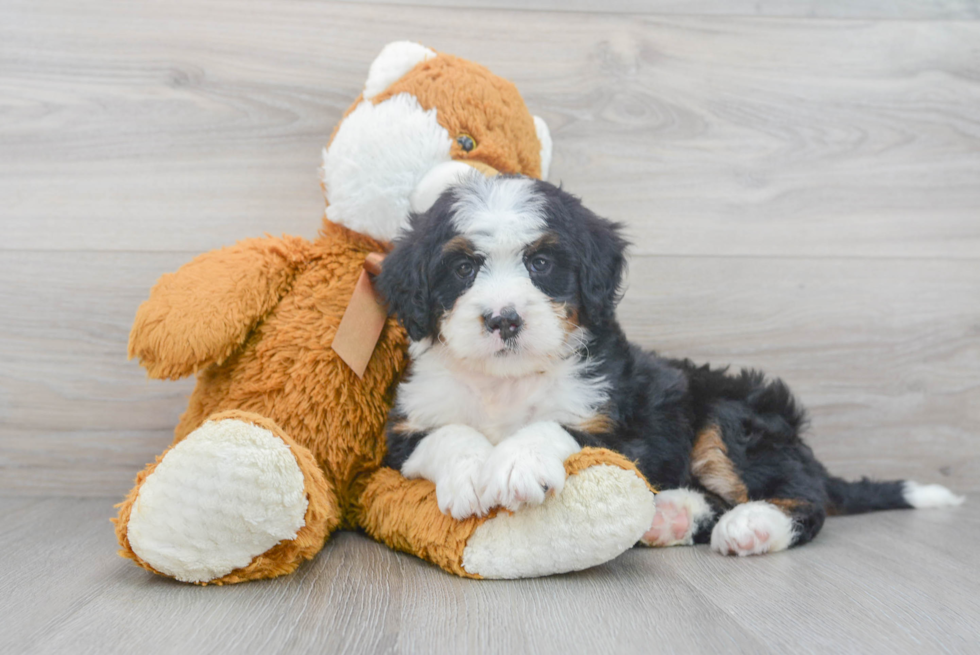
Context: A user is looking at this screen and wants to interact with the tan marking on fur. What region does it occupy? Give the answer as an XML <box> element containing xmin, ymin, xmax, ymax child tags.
<box><xmin>577</xmin><ymin>412</ymin><xmax>615</xmax><ymax>435</ymax></box>
<box><xmin>770</xmin><ymin>498</ymin><xmax>807</xmax><ymax>514</ymax></box>
<box><xmin>442</xmin><ymin>235</ymin><xmax>476</xmax><ymax>257</ymax></box>
<box><xmin>389</xmin><ymin>419</ymin><xmax>416</xmax><ymax>435</ymax></box>
<box><xmin>690</xmin><ymin>425</ymin><xmax>749</xmax><ymax>505</ymax></box>
<box><xmin>527</xmin><ymin>232</ymin><xmax>560</xmax><ymax>253</ymax></box>
<box><xmin>552</xmin><ymin>300</ymin><xmax>581</xmax><ymax>337</ymax></box>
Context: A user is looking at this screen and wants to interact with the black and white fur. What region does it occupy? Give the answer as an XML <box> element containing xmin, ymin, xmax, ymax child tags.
<box><xmin>377</xmin><ymin>175</ymin><xmax>964</xmax><ymax>556</ymax></box>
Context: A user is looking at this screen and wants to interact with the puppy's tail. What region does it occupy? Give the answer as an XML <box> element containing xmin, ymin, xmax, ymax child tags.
<box><xmin>824</xmin><ymin>476</ymin><xmax>964</xmax><ymax>515</ymax></box>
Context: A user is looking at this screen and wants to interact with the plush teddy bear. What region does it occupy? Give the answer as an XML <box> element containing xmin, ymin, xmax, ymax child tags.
<box><xmin>113</xmin><ymin>42</ymin><xmax>656</xmax><ymax>584</ymax></box>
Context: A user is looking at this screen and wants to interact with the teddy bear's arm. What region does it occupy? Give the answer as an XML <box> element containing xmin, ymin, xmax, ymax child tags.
<box><xmin>128</xmin><ymin>235</ymin><xmax>314</xmax><ymax>380</ymax></box>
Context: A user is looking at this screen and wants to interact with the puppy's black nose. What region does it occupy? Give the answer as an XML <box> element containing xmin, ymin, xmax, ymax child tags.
<box><xmin>483</xmin><ymin>307</ymin><xmax>523</xmax><ymax>340</ymax></box>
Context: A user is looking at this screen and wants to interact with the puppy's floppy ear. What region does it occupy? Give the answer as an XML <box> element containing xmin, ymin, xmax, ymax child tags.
<box><xmin>376</xmin><ymin>222</ymin><xmax>432</xmax><ymax>341</ymax></box>
<box><xmin>574</xmin><ymin>202</ymin><xmax>628</xmax><ymax>329</ymax></box>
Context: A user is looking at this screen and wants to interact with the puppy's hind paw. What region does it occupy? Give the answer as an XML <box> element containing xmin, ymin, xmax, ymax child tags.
<box><xmin>641</xmin><ymin>488</ymin><xmax>711</xmax><ymax>547</ymax></box>
<box><xmin>711</xmin><ymin>501</ymin><xmax>795</xmax><ymax>557</ymax></box>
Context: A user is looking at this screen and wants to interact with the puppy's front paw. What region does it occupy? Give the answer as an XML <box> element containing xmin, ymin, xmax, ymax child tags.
<box><xmin>478</xmin><ymin>441</ymin><xmax>567</xmax><ymax>512</ymax></box>
<box><xmin>711</xmin><ymin>501</ymin><xmax>795</xmax><ymax>556</ymax></box>
<box><xmin>436</xmin><ymin>458</ymin><xmax>486</xmax><ymax>520</ymax></box>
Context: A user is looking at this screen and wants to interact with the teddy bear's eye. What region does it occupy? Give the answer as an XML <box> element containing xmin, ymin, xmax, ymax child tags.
<box><xmin>456</xmin><ymin>134</ymin><xmax>476</xmax><ymax>152</ymax></box>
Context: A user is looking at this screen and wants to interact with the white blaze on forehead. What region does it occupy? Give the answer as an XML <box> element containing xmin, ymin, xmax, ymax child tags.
<box><xmin>450</xmin><ymin>176</ymin><xmax>546</xmax><ymax>254</ymax></box>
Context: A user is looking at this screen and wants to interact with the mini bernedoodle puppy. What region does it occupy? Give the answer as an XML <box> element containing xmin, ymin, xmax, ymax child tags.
<box><xmin>376</xmin><ymin>175</ymin><xmax>963</xmax><ymax>556</ymax></box>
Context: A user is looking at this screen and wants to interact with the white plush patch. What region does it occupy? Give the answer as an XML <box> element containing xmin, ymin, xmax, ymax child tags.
<box><xmin>903</xmin><ymin>481</ymin><xmax>965</xmax><ymax>508</ymax></box>
<box><xmin>478</xmin><ymin>421</ymin><xmax>582</xmax><ymax>512</ymax></box>
<box><xmin>533</xmin><ymin>115</ymin><xmax>552</xmax><ymax>180</ymax></box>
<box><xmin>402</xmin><ymin>424</ymin><xmax>494</xmax><ymax>520</ymax></box>
<box><xmin>127</xmin><ymin>419</ymin><xmax>308</xmax><ymax>583</ymax></box>
<box><xmin>409</xmin><ymin>160</ymin><xmax>480</xmax><ymax>215</ymax></box>
<box><xmin>711</xmin><ymin>501</ymin><xmax>795</xmax><ymax>557</ymax></box>
<box><xmin>462</xmin><ymin>464</ymin><xmax>656</xmax><ymax>579</ymax></box>
<box><xmin>640</xmin><ymin>487</ymin><xmax>713</xmax><ymax>547</ymax></box>
<box><xmin>321</xmin><ymin>93</ymin><xmax>453</xmax><ymax>242</ymax></box>
<box><xmin>363</xmin><ymin>41</ymin><xmax>436</xmax><ymax>100</ymax></box>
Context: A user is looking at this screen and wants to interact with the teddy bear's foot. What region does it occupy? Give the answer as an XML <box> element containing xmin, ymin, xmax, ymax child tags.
<box><xmin>114</xmin><ymin>410</ymin><xmax>339</xmax><ymax>584</ymax></box>
<box><xmin>359</xmin><ymin>447</ymin><xmax>656</xmax><ymax>579</ymax></box>
<box><xmin>461</xmin><ymin>449</ymin><xmax>656</xmax><ymax>578</ymax></box>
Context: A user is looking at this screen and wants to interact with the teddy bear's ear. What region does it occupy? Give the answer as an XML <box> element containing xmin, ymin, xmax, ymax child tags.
<box><xmin>534</xmin><ymin>116</ymin><xmax>553</xmax><ymax>181</ymax></box>
<box><xmin>363</xmin><ymin>41</ymin><xmax>437</xmax><ymax>100</ymax></box>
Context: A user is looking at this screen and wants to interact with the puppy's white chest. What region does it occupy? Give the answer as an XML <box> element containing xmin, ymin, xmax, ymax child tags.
<box><xmin>396</xmin><ymin>346</ymin><xmax>608</xmax><ymax>444</ymax></box>
<box><xmin>462</xmin><ymin>375</ymin><xmax>552</xmax><ymax>443</ymax></box>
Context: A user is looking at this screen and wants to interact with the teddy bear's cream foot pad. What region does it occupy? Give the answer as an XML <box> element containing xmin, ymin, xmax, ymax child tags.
<box><xmin>461</xmin><ymin>464</ymin><xmax>656</xmax><ymax>579</ymax></box>
<box><xmin>127</xmin><ymin>419</ymin><xmax>309</xmax><ymax>583</ymax></box>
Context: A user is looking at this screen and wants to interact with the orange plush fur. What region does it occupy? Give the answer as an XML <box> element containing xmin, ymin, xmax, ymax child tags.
<box><xmin>114</xmin><ymin>46</ymin><xmax>653</xmax><ymax>583</ymax></box>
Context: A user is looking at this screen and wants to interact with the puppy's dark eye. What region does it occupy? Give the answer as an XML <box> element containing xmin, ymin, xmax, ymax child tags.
<box><xmin>456</xmin><ymin>134</ymin><xmax>476</xmax><ymax>152</ymax></box>
<box><xmin>528</xmin><ymin>255</ymin><xmax>552</xmax><ymax>275</ymax></box>
<box><xmin>454</xmin><ymin>260</ymin><xmax>476</xmax><ymax>279</ymax></box>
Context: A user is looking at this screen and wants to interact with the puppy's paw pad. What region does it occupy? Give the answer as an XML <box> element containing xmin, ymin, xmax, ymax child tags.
<box><xmin>710</xmin><ymin>502</ymin><xmax>794</xmax><ymax>557</ymax></box>
<box><xmin>641</xmin><ymin>488</ymin><xmax>711</xmax><ymax>547</ymax></box>
<box><xmin>642</xmin><ymin>497</ymin><xmax>691</xmax><ymax>546</ymax></box>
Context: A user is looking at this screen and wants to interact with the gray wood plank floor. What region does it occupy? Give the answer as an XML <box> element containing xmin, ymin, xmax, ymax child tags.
<box><xmin>2</xmin><ymin>0</ymin><xmax>979</xmax><ymax>652</ymax></box>
<box><xmin>1</xmin><ymin>496</ymin><xmax>977</xmax><ymax>655</ymax></box>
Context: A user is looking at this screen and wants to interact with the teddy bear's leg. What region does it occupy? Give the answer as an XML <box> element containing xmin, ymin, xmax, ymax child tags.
<box><xmin>357</xmin><ymin>447</ymin><xmax>656</xmax><ymax>579</ymax></box>
<box><xmin>113</xmin><ymin>410</ymin><xmax>340</xmax><ymax>585</ymax></box>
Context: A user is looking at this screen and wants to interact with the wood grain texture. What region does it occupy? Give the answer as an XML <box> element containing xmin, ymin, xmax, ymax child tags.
<box><xmin>1</xmin><ymin>496</ymin><xmax>978</xmax><ymax>654</ymax></box>
<box><xmin>348</xmin><ymin>0</ymin><xmax>980</xmax><ymax>20</ymax></box>
<box><xmin>2</xmin><ymin>1</ymin><xmax>980</xmax><ymax>258</ymax></box>
<box><xmin>0</xmin><ymin>2</ymin><xmax>977</xmax><ymax>500</ymax></box>
<box><xmin>2</xmin><ymin>251</ymin><xmax>976</xmax><ymax>496</ymax></box>
<box><xmin>2</xmin><ymin>1</ymin><xmax>978</xmax><ymax>652</ymax></box>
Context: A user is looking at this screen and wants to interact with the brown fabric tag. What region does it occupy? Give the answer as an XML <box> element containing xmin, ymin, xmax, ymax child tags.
<box><xmin>331</xmin><ymin>254</ymin><xmax>387</xmax><ymax>379</ymax></box>
<box><xmin>363</xmin><ymin>252</ymin><xmax>385</xmax><ymax>276</ymax></box>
